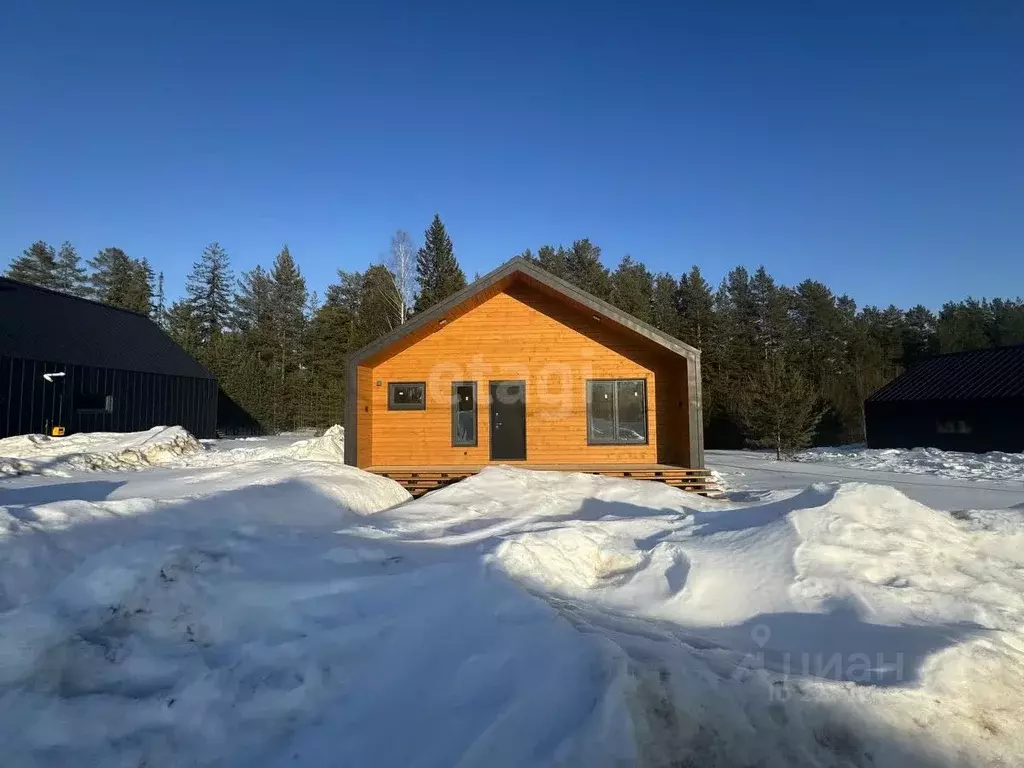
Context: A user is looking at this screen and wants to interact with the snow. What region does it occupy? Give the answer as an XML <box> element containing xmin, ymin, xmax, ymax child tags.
<box><xmin>0</xmin><ymin>426</ymin><xmax>204</xmax><ymax>477</ymax></box>
<box><xmin>1</xmin><ymin>434</ymin><xmax>1023</xmax><ymax>766</ymax></box>
<box><xmin>0</xmin><ymin>425</ymin><xmax>348</xmax><ymax>478</ymax></box>
<box><xmin>794</xmin><ymin>444</ymin><xmax>1024</xmax><ymax>484</ymax></box>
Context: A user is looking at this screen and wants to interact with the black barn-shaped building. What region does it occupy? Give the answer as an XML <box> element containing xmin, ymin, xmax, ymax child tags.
<box><xmin>0</xmin><ymin>277</ymin><xmax>217</xmax><ymax>439</ymax></box>
<box><xmin>865</xmin><ymin>344</ymin><xmax>1024</xmax><ymax>453</ymax></box>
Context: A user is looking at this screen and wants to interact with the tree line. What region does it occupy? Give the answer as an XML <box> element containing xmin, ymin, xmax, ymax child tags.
<box><xmin>7</xmin><ymin>221</ymin><xmax>1024</xmax><ymax>450</ymax></box>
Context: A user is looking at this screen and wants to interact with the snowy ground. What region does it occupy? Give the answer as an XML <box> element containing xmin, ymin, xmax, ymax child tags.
<box><xmin>1</xmin><ymin>432</ymin><xmax>1023</xmax><ymax>767</ymax></box>
<box><xmin>794</xmin><ymin>445</ymin><xmax>1024</xmax><ymax>485</ymax></box>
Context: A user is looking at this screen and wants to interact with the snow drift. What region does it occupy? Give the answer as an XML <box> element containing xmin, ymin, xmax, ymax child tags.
<box><xmin>0</xmin><ymin>425</ymin><xmax>347</xmax><ymax>478</ymax></box>
<box><xmin>0</xmin><ymin>426</ymin><xmax>204</xmax><ymax>477</ymax></box>
<box><xmin>2</xmin><ymin>456</ymin><xmax>1022</xmax><ymax>766</ymax></box>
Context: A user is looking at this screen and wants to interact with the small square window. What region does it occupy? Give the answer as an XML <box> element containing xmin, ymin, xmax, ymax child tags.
<box><xmin>388</xmin><ymin>382</ymin><xmax>426</xmax><ymax>410</ymax></box>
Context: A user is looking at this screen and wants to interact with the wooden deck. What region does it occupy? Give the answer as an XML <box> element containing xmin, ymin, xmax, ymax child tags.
<box><xmin>366</xmin><ymin>464</ymin><xmax>717</xmax><ymax>498</ymax></box>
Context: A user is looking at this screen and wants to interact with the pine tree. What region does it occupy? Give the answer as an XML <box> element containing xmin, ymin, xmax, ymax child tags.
<box><xmin>676</xmin><ymin>266</ymin><xmax>716</xmax><ymax>349</ymax></box>
<box><xmin>166</xmin><ymin>299</ymin><xmax>202</xmax><ymax>354</ymax></box>
<box><xmin>937</xmin><ymin>298</ymin><xmax>992</xmax><ymax>353</ymax></box>
<box><xmin>650</xmin><ymin>273</ymin><xmax>680</xmax><ymax>336</ymax></box>
<box><xmin>534</xmin><ymin>245</ymin><xmax>568</xmax><ymax>278</ymax></box>
<box><xmin>609</xmin><ymin>255</ymin><xmax>653</xmax><ymax>322</ymax></box>
<box><xmin>233</xmin><ymin>266</ymin><xmax>274</xmax><ymax>334</ymax></box>
<box><xmin>354</xmin><ymin>264</ymin><xmax>403</xmax><ymax>349</ymax></box>
<box><xmin>414</xmin><ymin>214</ymin><xmax>466</xmax><ymax>311</ymax></box>
<box><xmin>185</xmin><ymin>242</ymin><xmax>233</xmax><ymax>342</ymax></box>
<box><xmin>89</xmin><ymin>247</ymin><xmax>138</xmax><ymax>308</ymax></box>
<box><xmin>7</xmin><ymin>241</ymin><xmax>58</xmax><ymax>289</ymax></box>
<box><xmin>563</xmin><ymin>239</ymin><xmax>610</xmax><ymax>299</ymax></box>
<box><xmin>306</xmin><ymin>288</ymin><xmax>356</xmax><ymax>428</ymax></box>
<box><xmin>122</xmin><ymin>258</ymin><xmax>155</xmax><ymax>314</ymax></box>
<box><xmin>54</xmin><ymin>242</ymin><xmax>88</xmax><ymax>296</ymax></box>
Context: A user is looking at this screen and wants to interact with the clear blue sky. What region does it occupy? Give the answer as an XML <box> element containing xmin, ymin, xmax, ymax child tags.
<box><xmin>2</xmin><ymin>1</ymin><xmax>1022</xmax><ymax>309</ymax></box>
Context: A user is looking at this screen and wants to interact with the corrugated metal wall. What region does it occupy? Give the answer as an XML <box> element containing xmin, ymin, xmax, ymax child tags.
<box><xmin>865</xmin><ymin>398</ymin><xmax>1024</xmax><ymax>453</ymax></box>
<box><xmin>0</xmin><ymin>355</ymin><xmax>218</xmax><ymax>439</ymax></box>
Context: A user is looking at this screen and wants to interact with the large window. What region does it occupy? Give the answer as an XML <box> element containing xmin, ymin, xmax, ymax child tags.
<box><xmin>451</xmin><ymin>381</ymin><xmax>477</xmax><ymax>446</ymax></box>
<box><xmin>587</xmin><ymin>379</ymin><xmax>647</xmax><ymax>444</ymax></box>
<box><xmin>388</xmin><ymin>382</ymin><xmax>426</xmax><ymax>410</ymax></box>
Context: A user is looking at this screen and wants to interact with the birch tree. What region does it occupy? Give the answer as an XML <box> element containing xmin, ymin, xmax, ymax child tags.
<box><xmin>389</xmin><ymin>230</ymin><xmax>416</xmax><ymax>323</ymax></box>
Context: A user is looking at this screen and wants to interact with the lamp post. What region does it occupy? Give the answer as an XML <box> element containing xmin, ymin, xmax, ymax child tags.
<box><xmin>41</xmin><ymin>371</ymin><xmax>67</xmax><ymax>436</ymax></box>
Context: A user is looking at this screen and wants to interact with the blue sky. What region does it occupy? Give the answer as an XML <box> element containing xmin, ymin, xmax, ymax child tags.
<box><xmin>2</xmin><ymin>1</ymin><xmax>1022</xmax><ymax>309</ymax></box>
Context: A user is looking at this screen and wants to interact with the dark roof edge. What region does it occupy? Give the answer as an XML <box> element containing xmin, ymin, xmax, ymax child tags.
<box><xmin>1</xmin><ymin>276</ymin><xmax>216</xmax><ymax>381</ymax></box>
<box><xmin>1</xmin><ymin>350</ymin><xmax>218</xmax><ymax>380</ymax></box>
<box><xmin>349</xmin><ymin>256</ymin><xmax>701</xmax><ymax>366</ymax></box>
<box><xmin>0</xmin><ymin>276</ymin><xmax>152</xmax><ymax>319</ymax></box>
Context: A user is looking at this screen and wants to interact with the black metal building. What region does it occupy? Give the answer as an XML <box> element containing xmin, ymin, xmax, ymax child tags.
<box><xmin>1</xmin><ymin>277</ymin><xmax>217</xmax><ymax>439</ymax></box>
<box><xmin>865</xmin><ymin>344</ymin><xmax>1024</xmax><ymax>453</ymax></box>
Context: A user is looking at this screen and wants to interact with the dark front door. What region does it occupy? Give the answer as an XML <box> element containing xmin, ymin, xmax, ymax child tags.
<box><xmin>489</xmin><ymin>381</ymin><xmax>526</xmax><ymax>461</ymax></box>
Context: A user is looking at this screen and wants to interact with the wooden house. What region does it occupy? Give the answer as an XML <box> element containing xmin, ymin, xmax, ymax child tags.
<box><xmin>345</xmin><ymin>258</ymin><xmax>711</xmax><ymax>495</ymax></box>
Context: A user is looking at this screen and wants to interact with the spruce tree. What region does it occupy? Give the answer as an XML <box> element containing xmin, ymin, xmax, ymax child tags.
<box><xmin>269</xmin><ymin>246</ymin><xmax>308</xmax><ymax>375</ymax></box>
<box><xmin>414</xmin><ymin>214</ymin><xmax>466</xmax><ymax>312</ymax></box>
<box><xmin>739</xmin><ymin>352</ymin><xmax>824</xmax><ymax>459</ymax></box>
<box><xmin>185</xmin><ymin>242</ymin><xmax>233</xmax><ymax>342</ymax></box>
<box><xmin>89</xmin><ymin>247</ymin><xmax>138</xmax><ymax>308</ymax></box>
<box><xmin>53</xmin><ymin>242</ymin><xmax>88</xmax><ymax>296</ymax></box>
<box><xmin>153</xmin><ymin>272</ymin><xmax>167</xmax><ymax>327</ymax></box>
<box><xmin>7</xmin><ymin>241</ymin><xmax>58</xmax><ymax>289</ymax></box>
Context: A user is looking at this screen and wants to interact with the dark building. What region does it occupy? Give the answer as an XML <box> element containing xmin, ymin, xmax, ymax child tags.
<box><xmin>0</xmin><ymin>277</ymin><xmax>217</xmax><ymax>439</ymax></box>
<box><xmin>865</xmin><ymin>344</ymin><xmax>1024</xmax><ymax>453</ymax></box>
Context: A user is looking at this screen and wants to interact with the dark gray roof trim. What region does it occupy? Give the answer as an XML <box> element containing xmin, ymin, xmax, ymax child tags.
<box><xmin>349</xmin><ymin>257</ymin><xmax>701</xmax><ymax>366</ymax></box>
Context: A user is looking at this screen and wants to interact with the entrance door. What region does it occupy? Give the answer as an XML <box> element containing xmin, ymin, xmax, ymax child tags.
<box><xmin>489</xmin><ymin>381</ymin><xmax>526</xmax><ymax>461</ymax></box>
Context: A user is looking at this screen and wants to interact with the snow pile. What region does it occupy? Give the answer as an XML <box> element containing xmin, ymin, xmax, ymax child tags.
<box><xmin>1</xmin><ymin>462</ymin><xmax>1022</xmax><ymax>766</ymax></box>
<box><xmin>795</xmin><ymin>444</ymin><xmax>1024</xmax><ymax>483</ymax></box>
<box><xmin>177</xmin><ymin>425</ymin><xmax>346</xmax><ymax>468</ymax></box>
<box><xmin>0</xmin><ymin>426</ymin><xmax>204</xmax><ymax>478</ymax></box>
<box><xmin>0</xmin><ymin>426</ymin><xmax>348</xmax><ymax>478</ymax></box>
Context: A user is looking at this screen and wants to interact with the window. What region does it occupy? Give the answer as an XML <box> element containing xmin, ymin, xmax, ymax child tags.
<box><xmin>451</xmin><ymin>382</ymin><xmax>477</xmax><ymax>446</ymax></box>
<box><xmin>587</xmin><ymin>379</ymin><xmax>647</xmax><ymax>444</ymax></box>
<box><xmin>77</xmin><ymin>393</ymin><xmax>114</xmax><ymax>414</ymax></box>
<box><xmin>936</xmin><ymin>419</ymin><xmax>972</xmax><ymax>435</ymax></box>
<box><xmin>388</xmin><ymin>382</ymin><xmax>426</xmax><ymax>410</ymax></box>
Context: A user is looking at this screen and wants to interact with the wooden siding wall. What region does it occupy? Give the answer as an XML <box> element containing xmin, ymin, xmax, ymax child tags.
<box><xmin>358</xmin><ymin>283</ymin><xmax>691</xmax><ymax>467</ymax></box>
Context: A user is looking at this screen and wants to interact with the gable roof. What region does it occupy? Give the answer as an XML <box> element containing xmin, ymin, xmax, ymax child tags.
<box><xmin>0</xmin><ymin>277</ymin><xmax>215</xmax><ymax>379</ymax></box>
<box><xmin>349</xmin><ymin>257</ymin><xmax>701</xmax><ymax>366</ymax></box>
<box><xmin>867</xmin><ymin>343</ymin><xmax>1024</xmax><ymax>402</ymax></box>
